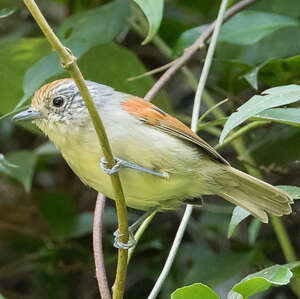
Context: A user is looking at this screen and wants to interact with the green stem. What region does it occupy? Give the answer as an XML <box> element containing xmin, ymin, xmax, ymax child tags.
<box><xmin>228</xmin><ymin>138</ymin><xmax>298</xmax><ymax>297</ymax></box>
<box><xmin>134</xmin><ymin>2</ymin><xmax>299</xmax><ymax>297</ymax></box>
<box><xmin>152</xmin><ymin>35</ymin><xmax>225</xmax><ymax>120</ymax></box>
<box><xmin>198</xmin><ymin>98</ymin><xmax>228</xmax><ymax>124</ymax></box>
<box><xmin>213</xmin><ymin>121</ymin><xmax>298</xmax><ymax>283</ymax></box>
<box><xmin>271</xmin><ymin>216</ymin><xmax>296</xmax><ymax>263</ymax></box>
<box><xmin>127</xmin><ymin>211</ymin><xmax>157</xmax><ymax>264</ymax></box>
<box><xmin>215</xmin><ymin>121</ymin><xmax>269</xmax><ymax>151</ymax></box>
<box><xmin>23</xmin><ymin>2</ymin><xmax>129</xmax><ymax>299</ymax></box>
<box><xmin>132</xmin><ymin>16</ymin><xmax>225</xmax><ymax>121</ymax></box>
<box><xmin>0</xmin><ymin>105</ymin><xmax>30</xmax><ymax>121</ymax></box>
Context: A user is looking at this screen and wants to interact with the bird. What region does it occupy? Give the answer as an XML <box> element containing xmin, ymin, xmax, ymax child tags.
<box><xmin>13</xmin><ymin>79</ymin><xmax>292</xmax><ymax>247</ymax></box>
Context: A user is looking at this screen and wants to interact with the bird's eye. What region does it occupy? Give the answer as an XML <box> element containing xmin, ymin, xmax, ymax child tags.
<box><xmin>52</xmin><ymin>96</ymin><xmax>64</xmax><ymax>107</ymax></box>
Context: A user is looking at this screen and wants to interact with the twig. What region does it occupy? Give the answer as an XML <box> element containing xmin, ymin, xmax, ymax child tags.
<box><xmin>127</xmin><ymin>211</ymin><xmax>156</xmax><ymax>264</ymax></box>
<box><xmin>127</xmin><ymin>61</ymin><xmax>175</xmax><ymax>82</ymax></box>
<box><xmin>145</xmin><ymin>0</ymin><xmax>261</xmax><ymax>101</ymax></box>
<box><xmin>93</xmin><ymin>194</ymin><xmax>111</xmax><ymax>299</ymax></box>
<box><xmin>0</xmin><ymin>220</ymin><xmax>42</xmax><ymax>238</ymax></box>
<box><xmin>215</xmin><ymin>120</ymin><xmax>269</xmax><ymax>150</ymax></box>
<box><xmin>271</xmin><ymin>216</ymin><xmax>296</xmax><ymax>263</ymax></box>
<box><xmin>23</xmin><ymin>2</ymin><xmax>129</xmax><ymax>299</ymax></box>
<box><xmin>147</xmin><ymin>207</ymin><xmax>193</xmax><ymax>299</ymax></box>
<box><xmin>232</xmin><ymin>139</ymin><xmax>299</xmax><ymax>297</ymax></box>
<box><xmin>132</xmin><ymin>11</ymin><xmax>226</xmax><ymax>122</ymax></box>
<box><xmin>148</xmin><ymin>0</ymin><xmax>230</xmax><ymax>298</ymax></box>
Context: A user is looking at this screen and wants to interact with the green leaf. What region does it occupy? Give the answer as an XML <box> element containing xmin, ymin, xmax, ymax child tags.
<box><xmin>243</xmin><ymin>55</ymin><xmax>300</xmax><ymax>89</ymax></box>
<box><xmin>250</xmin><ymin>125</ymin><xmax>300</xmax><ymax>166</ymax></box>
<box><xmin>18</xmin><ymin>0</ymin><xmax>130</xmax><ymax>108</ymax></box>
<box><xmin>38</xmin><ymin>193</ymin><xmax>94</xmax><ymax>239</ymax></box>
<box><xmin>0</xmin><ymin>153</ymin><xmax>18</xmax><ymax>172</ymax></box>
<box><xmin>172</xmin><ymin>11</ymin><xmax>298</xmax><ymax>57</ymax></box>
<box><xmin>183</xmin><ymin>249</ymin><xmax>254</xmax><ymax>287</ymax></box>
<box><xmin>292</xmin><ymin>264</ymin><xmax>300</xmax><ymax>278</ymax></box>
<box><xmin>76</xmin><ymin>43</ymin><xmax>171</xmax><ymax>110</ymax></box>
<box><xmin>228</xmin><ymin>264</ymin><xmax>296</xmax><ymax>299</ymax></box>
<box><xmin>0</xmin><ymin>0</ymin><xmax>21</xmax><ymax>18</ymax></box>
<box><xmin>220</xmin><ymin>85</ymin><xmax>300</xmax><ymax>144</ymax></box>
<box><xmin>66</xmin><ymin>212</ymin><xmax>94</xmax><ymax>239</ymax></box>
<box><xmin>0</xmin><ymin>38</ymin><xmax>51</xmax><ymax>114</ymax></box>
<box><xmin>2</xmin><ymin>150</ymin><xmax>37</xmax><ymax>192</ymax></box>
<box><xmin>243</xmin><ymin>66</ymin><xmax>261</xmax><ymax>90</ymax></box>
<box><xmin>277</xmin><ymin>185</ymin><xmax>300</xmax><ymax>200</ymax></box>
<box><xmin>173</xmin><ymin>25</ymin><xmax>207</xmax><ymax>57</ymax></box>
<box><xmin>12</xmin><ymin>41</ymin><xmax>170</xmax><ymax>132</ymax></box>
<box><xmin>243</xmin><ymin>60</ymin><xmax>270</xmax><ymax>90</ymax></box>
<box><xmin>228</xmin><ymin>206</ymin><xmax>250</xmax><ymax>238</ymax></box>
<box><xmin>134</xmin><ymin>0</ymin><xmax>164</xmax><ymax>45</ymax></box>
<box><xmin>171</xmin><ymin>283</ymin><xmax>219</xmax><ymax>299</ymax></box>
<box><xmin>248</xmin><ymin>219</ymin><xmax>261</xmax><ymax>244</ymax></box>
<box><xmin>219</xmin><ymin>10</ymin><xmax>298</xmax><ymax>45</ymax></box>
<box><xmin>35</xmin><ymin>142</ymin><xmax>59</xmax><ymax>156</ymax></box>
<box><xmin>57</xmin><ymin>0</ymin><xmax>129</xmax><ymax>46</ymax></box>
<box><xmin>260</xmin><ymin>55</ymin><xmax>300</xmax><ymax>86</ymax></box>
<box><xmin>255</xmin><ymin>108</ymin><xmax>300</xmax><ymax>127</ymax></box>
<box><xmin>38</xmin><ymin>192</ymin><xmax>77</xmax><ymax>239</ymax></box>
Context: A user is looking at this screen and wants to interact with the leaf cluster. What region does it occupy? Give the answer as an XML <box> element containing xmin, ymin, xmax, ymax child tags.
<box><xmin>0</xmin><ymin>0</ymin><xmax>300</xmax><ymax>298</ymax></box>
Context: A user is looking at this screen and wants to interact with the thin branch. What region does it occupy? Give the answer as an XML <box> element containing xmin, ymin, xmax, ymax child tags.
<box><xmin>23</xmin><ymin>2</ymin><xmax>129</xmax><ymax>299</ymax></box>
<box><xmin>145</xmin><ymin>0</ymin><xmax>261</xmax><ymax>101</ymax></box>
<box><xmin>147</xmin><ymin>207</ymin><xmax>193</xmax><ymax>299</ymax></box>
<box><xmin>148</xmin><ymin>0</ymin><xmax>230</xmax><ymax>297</ymax></box>
<box><xmin>197</xmin><ymin>98</ymin><xmax>228</xmax><ymax>124</ymax></box>
<box><xmin>93</xmin><ymin>194</ymin><xmax>111</xmax><ymax>299</ymax></box>
<box><xmin>215</xmin><ymin>120</ymin><xmax>269</xmax><ymax>150</ymax></box>
<box><xmin>127</xmin><ymin>61</ymin><xmax>175</xmax><ymax>82</ymax></box>
<box><xmin>271</xmin><ymin>216</ymin><xmax>296</xmax><ymax>263</ymax></box>
<box><xmin>127</xmin><ymin>210</ymin><xmax>157</xmax><ymax>264</ymax></box>
<box><xmin>232</xmin><ymin>138</ymin><xmax>299</xmax><ymax>298</ymax></box>
<box><xmin>192</xmin><ymin>0</ymin><xmax>229</xmax><ymax>130</ymax></box>
<box><xmin>0</xmin><ymin>220</ymin><xmax>42</xmax><ymax>238</ymax></box>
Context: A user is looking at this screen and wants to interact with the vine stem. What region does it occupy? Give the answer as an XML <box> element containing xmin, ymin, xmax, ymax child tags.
<box><xmin>144</xmin><ymin>0</ymin><xmax>261</xmax><ymax>101</ymax></box>
<box><xmin>271</xmin><ymin>216</ymin><xmax>296</xmax><ymax>263</ymax></box>
<box><xmin>23</xmin><ymin>1</ymin><xmax>129</xmax><ymax>299</ymax></box>
<box><xmin>215</xmin><ymin>121</ymin><xmax>270</xmax><ymax>150</ymax></box>
<box><xmin>148</xmin><ymin>0</ymin><xmax>229</xmax><ymax>297</ymax></box>
<box><xmin>127</xmin><ymin>211</ymin><xmax>157</xmax><ymax>263</ymax></box>
<box><xmin>137</xmin><ymin>0</ymin><xmax>298</xmax><ymax>295</ymax></box>
<box><xmin>147</xmin><ymin>207</ymin><xmax>193</xmax><ymax>299</ymax></box>
<box><xmin>93</xmin><ymin>194</ymin><xmax>111</xmax><ymax>299</ymax></box>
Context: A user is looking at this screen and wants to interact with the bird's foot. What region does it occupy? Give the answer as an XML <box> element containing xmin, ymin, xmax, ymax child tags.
<box><xmin>113</xmin><ymin>228</ymin><xmax>136</xmax><ymax>250</ymax></box>
<box><xmin>100</xmin><ymin>156</ymin><xmax>123</xmax><ymax>175</ymax></box>
<box><xmin>100</xmin><ymin>156</ymin><xmax>168</xmax><ymax>178</ymax></box>
<box><xmin>113</xmin><ymin>208</ymin><xmax>159</xmax><ymax>249</ymax></box>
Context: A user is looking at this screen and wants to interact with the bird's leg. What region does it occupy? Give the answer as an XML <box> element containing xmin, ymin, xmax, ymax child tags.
<box><xmin>113</xmin><ymin>207</ymin><xmax>158</xmax><ymax>249</ymax></box>
<box><xmin>100</xmin><ymin>156</ymin><xmax>168</xmax><ymax>178</ymax></box>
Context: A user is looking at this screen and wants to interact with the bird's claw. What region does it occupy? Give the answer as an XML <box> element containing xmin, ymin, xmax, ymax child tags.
<box><xmin>113</xmin><ymin>229</ymin><xmax>136</xmax><ymax>250</ymax></box>
<box><xmin>100</xmin><ymin>156</ymin><xmax>169</xmax><ymax>178</ymax></box>
<box><xmin>100</xmin><ymin>157</ymin><xmax>122</xmax><ymax>175</ymax></box>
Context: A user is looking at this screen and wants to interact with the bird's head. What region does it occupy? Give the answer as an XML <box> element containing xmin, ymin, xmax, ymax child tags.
<box><xmin>12</xmin><ymin>79</ymin><xmax>117</xmax><ymax>134</ymax></box>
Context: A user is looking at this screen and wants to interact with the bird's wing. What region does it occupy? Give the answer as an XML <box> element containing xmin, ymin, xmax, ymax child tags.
<box><xmin>122</xmin><ymin>97</ymin><xmax>229</xmax><ymax>165</ymax></box>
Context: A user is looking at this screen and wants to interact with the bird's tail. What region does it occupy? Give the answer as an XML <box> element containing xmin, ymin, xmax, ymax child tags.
<box><xmin>215</xmin><ymin>167</ymin><xmax>293</xmax><ymax>223</ymax></box>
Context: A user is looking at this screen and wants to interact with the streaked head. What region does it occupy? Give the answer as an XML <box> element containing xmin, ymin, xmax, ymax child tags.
<box><xmin>12</xmin><ymin>79</ymin><xmax>117</xmax><ymax>130</ymax></box>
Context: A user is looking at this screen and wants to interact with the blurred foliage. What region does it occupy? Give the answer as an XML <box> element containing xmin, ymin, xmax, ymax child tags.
<box><xmin>0</xmin><ymin>0</ymin><xmax>300</xmax><ymax>298</ymax></box>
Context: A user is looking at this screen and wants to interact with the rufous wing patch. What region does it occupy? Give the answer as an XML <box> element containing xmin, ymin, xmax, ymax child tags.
<box><xmin>122</xmin><ymin>97</ymin><xmax>229</xmax><ymax>165</ymax></box>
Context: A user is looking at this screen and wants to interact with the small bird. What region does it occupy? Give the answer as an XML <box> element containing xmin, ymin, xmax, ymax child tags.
<box><xmin>13</xmin><ymin>79</ymin><xmax>292</xmax><ymax>245</ymax></box>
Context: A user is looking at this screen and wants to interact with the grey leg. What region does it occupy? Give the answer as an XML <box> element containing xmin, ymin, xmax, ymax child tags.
<box><xmin>100</xmin><ymin>157</ymin><xmax>168</xmax><ymax>178</ymax></box>
<box><xmin>113</xmin><ymin>208</ymin><xmax>159</xmax><ymax>249</ymax></box>
<box><xmin>113</xmin><ymin>230</ymin><xmax>136</xmax><ymax>250</ymax></box>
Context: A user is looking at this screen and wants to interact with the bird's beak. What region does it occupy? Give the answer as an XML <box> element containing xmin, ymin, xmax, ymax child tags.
<box><xmin>12</xmin><ymin>108</ymin><xmax>43</xmax><ymax>122</ymax></box>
